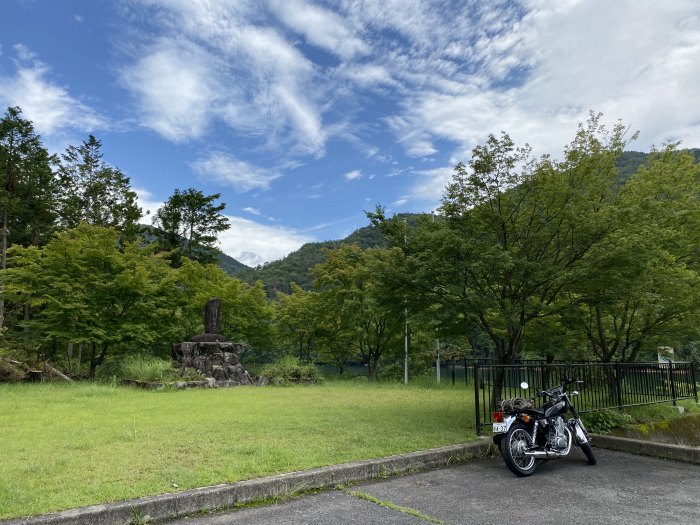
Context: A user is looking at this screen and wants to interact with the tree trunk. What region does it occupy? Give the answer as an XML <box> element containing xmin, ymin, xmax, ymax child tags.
<box><xmin>88</xmin><ymin>342</ymin><xmax>108</xmax><ymax>380</ymax></box>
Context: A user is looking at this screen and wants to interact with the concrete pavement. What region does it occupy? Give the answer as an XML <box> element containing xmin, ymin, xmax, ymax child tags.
<box><xmin>165</xmin><ymin>448</ymin><xmax>700</xmax><ymax>525</ymax></box>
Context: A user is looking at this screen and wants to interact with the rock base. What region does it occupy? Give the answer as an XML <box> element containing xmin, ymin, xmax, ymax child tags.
<box><xmin>172</xmin><ymin>341</ymin><xmax>254</xmax><ymax>387</ymax></box>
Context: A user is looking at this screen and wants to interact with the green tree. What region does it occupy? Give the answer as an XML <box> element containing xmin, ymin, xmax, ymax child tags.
<box><xmin>4</xmin><ymin>224</ymin><xmax>180</xmax><ymax>378</ymax></box>
<box><xmin>569</xmin><ymin>146</ymin><xmax>700</xmax><ymax>362</ymax></box>
<box><xmin>373</xmin><ymin>115</ymin><xmax>633</xmax><ymax>369</ymax></box>
<box><xmin>58</xmin><ymin>135</ymin><xmax>142</xmax><ymax>238</ymax></box>
<box><xmin>275</xmin><ymin>283</ymin><xmax>323</xmax><ymax>362</ymax></box>
<box><xmin>153</xmin><ymin>188</ymin><xmax>230</xmax><ymax>265</ymax></box>
<box><xmin>0</xmin><ymin>106</ymin><xmax>57</xmax><ymax>329</ymax></box>
<box><xmin>312</xmin><ymin>245</ymin><xmax>405</xmax><ymax>381</ymax></box>
<box><xmin>173</xmin><ymin>258</ymin><xmax>274</xmax><ymax>352</ymax></box>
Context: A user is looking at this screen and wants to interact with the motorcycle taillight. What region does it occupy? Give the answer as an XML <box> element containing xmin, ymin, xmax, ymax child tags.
<box><xmin>492</xmin><ymin>411</ymin><xmax>504</xmax><ymax>423</ymax></box>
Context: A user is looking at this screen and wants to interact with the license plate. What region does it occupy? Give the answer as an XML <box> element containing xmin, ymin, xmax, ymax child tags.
<box><xmin>492</xmin><ymin>422</ymin><xmax>507</xmax><ymax>433</ymax></box>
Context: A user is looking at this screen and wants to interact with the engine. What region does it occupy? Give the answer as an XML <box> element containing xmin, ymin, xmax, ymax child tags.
<box><xmin>546</xmin><ymin>417</ymin><xmax>568</xmax><ymax>449</ymax></box>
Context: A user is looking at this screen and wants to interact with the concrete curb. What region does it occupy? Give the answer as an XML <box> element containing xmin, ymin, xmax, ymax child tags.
<box><xmin>3</xmin><ymin>439</ymin><xmax>492</xmax><ymax>525</ymax></box>
<box><xmin>590</xmin><ymin>433</ymin><xmax>700</xmax><ymax>464</ymax></box>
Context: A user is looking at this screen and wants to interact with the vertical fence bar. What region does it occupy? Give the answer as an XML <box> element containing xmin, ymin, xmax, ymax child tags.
<box><xmin>474</xmin><ymin>363</ymin><xmax>481</xmax><ymax>436</ymax></box>
<box><xmin>614</xmin><ymin>363</ymin><xmax>624</xmax><ymax>410</ymax></box>
<box><xmin>692</xmin><ymin>362</ymin><xmax>698</xmax><ymax>403</ymax></box>
<box><xmin>668</xmin><ymin>360</ymin><xmax>677</xmax><ymax>406</ymax></box>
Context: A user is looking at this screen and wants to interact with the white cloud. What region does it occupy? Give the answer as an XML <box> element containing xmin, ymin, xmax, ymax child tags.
<box><xmin>119</xmin><ymin>38</ymin><xmax>219</xmax><ymax>142</ymax></box>
<box><xmin>344</xmin><ymin>169</ymin><xmax>363</xmax><ymax>181</ymax></box>
<box><xmin>190</xmin><ymin>152</ymin><xmax>281</xmax><ymax>192</ymax></box>
<box><xmin>218</xmin><ymin>216</ymin><xmax>313</xmax><ymax>266</ymax></box>
<box><xmin>386</xmin><ymin>1</ymin><xmax>700</xmax><ymax>160</ymax></box>
<box><xmin>270</xmin><ymin>0</ymin><xmax>368</xmax><ymax>60</ymax></box>
<box><xmin>409</xmin><ymin>166</ymin><xmax>454</xmax><ymax>204</ymax></box>
<box><xmin>119</xmin><ymin>1</ymin><xmax>327</xmax><ymax>155</ymax></box>
<box><xmin>0</xmin><ymin>46</ymin><xmax>106</xmax><ymax>137</ymax></box>
<box><xmin>134</xmin><ymin>187</ymin><xmax>163</xmax><ymax>218</ymax></box>
<box><xmin>243</xmin><ymin>207</ymin><xmax>261</xmax><ymax>216</ymax></box>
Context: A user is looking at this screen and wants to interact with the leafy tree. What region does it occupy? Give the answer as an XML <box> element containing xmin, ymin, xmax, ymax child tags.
<box><xmin>173</xmin><ymin>258</ymin><xmax>275</xmax><ymax>352</ymax></box>
<box><xmin>569</xmin><ymin>146</ymin><xmax>700</xmax><ymax>362</ymax></box>
<box><xmin>312</xmin><ymin>245</ymin><xmax>405</xmax><ymax>380</ymax></box>
<box><xmin>275</xmin><ymin>283</ymin><xmax>324</xmax><ymax>362</ymax></box>
<box><xmin>372</xmin><ymin>114</ymin><xmax>634</xmax><ymax>368</ymax></box>
<box><xmin>153</xmin><ymin>188</ymin><xmax>230</xmax><ymax>265</ymax></box>
<box><xmin>0</xmin><ymin>106</ymin><xmax>57</xmax><ymax>329</ymax></box>
<box><xmin>4</xmin><ymin>224</ymin><xmax>181</xmax><ymax>378</ymax></box>
<box><xmin>57</xmin><ymin>135</ymin><xmax>142</xmax><ymax>238</ymax></box>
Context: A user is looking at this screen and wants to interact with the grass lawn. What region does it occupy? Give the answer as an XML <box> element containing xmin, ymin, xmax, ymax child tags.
<box><xmin>0</xmin><ymin>381</ymin><xmax>475</xmax><ymax>519</ymax></box>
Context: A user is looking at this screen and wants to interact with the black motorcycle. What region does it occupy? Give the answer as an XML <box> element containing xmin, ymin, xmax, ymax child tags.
<box><xmin>492</xmin><ymin>378</ymin><xmax>597</xmax><ymax>476</ymax></box>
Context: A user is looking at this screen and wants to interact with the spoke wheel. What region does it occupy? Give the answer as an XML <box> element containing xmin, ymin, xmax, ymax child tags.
<box><xmin>500</xmin><ymin>423</ymin><xmax>538</xmax><ymax>476</ymax></box>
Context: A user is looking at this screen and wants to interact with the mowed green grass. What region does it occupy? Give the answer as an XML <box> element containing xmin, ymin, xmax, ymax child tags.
<box><xmin>0</xmin><ymin>382</ymin><xmax>474</xmax><ymax>519</ymax></box>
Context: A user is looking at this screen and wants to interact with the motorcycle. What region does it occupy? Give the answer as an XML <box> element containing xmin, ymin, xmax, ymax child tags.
<box><xmin>492</xmin><ymin>378</ymin><xmax>597</xmax><ymax>476</ymax></box>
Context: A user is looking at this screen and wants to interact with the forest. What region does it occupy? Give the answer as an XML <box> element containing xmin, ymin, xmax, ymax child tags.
<box><xmin>1</xmin><ymin>106</ymin><xmax>699</xmax><ymax>382</ymax></box>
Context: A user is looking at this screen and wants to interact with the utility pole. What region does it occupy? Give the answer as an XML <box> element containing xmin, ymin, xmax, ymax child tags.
<box><xmin>403</xmin><ymin>218</ymin><xmax>408</xmax><ymax>385</ymax></box>
<box><xmin>436</xmin><ymin>338</ymin><xmax>441</xmax><ymax>384</ymax></box>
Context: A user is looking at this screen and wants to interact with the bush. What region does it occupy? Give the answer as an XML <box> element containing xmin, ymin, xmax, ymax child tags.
<box><xmin>581</xmin><ymin>409</ymin><xmax>634</xmax><ymax>434</ymax></box>
<box><xmin>98</xmin><ymin>355</ymin><xmax>203</xmax><ymax>383</ymax></box>
<box><xmin>259</xmin><ymin>356</ymin><xmax>320</xmax><ymax>384</ymax></box>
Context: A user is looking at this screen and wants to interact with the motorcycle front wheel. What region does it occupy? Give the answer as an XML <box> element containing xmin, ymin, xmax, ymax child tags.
<box><xmin>573</xmin><ymin>419</ymin><xmax>597</xmax><ymax>465</ymax></box>
<box><xmin>580</xmin><ymin>441</ymin><xmax>597</xmax><ymax>465</ymax></box>
<box><xmin>500</xmin><ymin>422</ymin><xmax>538</xmax><ymax>476</ymax></box>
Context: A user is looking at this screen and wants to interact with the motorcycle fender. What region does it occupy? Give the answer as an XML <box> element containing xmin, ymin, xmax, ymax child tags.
<box><xmin>573</xmin><ymin>421</ymin><xmax>589</xmax><ymax>444</ymax></box>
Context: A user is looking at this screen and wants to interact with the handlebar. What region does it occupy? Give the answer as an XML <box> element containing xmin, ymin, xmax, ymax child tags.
<box><xmin>537</xmin><ymin>379</ymin><xmax>584</xmax><ymax>398</ymax></box>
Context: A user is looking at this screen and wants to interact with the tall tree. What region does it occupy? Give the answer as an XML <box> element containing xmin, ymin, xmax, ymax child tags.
<box><xmin>312</xmin><ymin>245</ymin><xmax>405</xmax><ymax>380</ymax></box>
<box><xmin>569</xmin><ymin>146</ymin><xmax>700</xmax><ymax>362</ymax></box>
<box><xmin>4</xmin><ymin>223</ymin><xmax>181</xmax><ymax>378</ymax></box>
<box><xmin>0</xmin><ymin>106</ymin><xmax>57</xmax><ymax>329</ymax></box>
<box><xmin>58</xmin><ymin>135</ymin><xmax>142</xmax><ymax>238</ymax></box>
<box><xmin>372</xmin><ymin>114</ymin><xmax>634</xmax><ymax>366</ymax></box>
<box><xmin>153</xmin><ymin>188</ymin><xmax>230</xmax><ymax>265</ymax></box>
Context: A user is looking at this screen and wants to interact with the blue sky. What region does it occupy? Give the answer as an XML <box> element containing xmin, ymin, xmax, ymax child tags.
<box><xmin>2</xmin><ymin>1</ymin><xmax>699</xmax><ymax>266</ymax></box>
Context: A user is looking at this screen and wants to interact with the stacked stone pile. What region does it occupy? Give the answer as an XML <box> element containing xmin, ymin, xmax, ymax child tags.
<box><xmin>171</xmin><ymin>298</ymin><xmax>254</xmax><ymax>388</ymax></box>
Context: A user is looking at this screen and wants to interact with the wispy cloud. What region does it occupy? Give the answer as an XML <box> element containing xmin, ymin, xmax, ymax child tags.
<box><xmin>0</xmin><ymin>45</ymin><xmax>107</xmax><ymax>137</ymax></box>
<box><xmin>119</xmin><ymin>38</ymin><xmax>219</xmax><ymax>143</ymax></box>
<box><xmin>119</xmin><ymin>1</ymin><xmax>327</xmax><ymax>155</ymax></box>
<box><xmin>270</xmin><ymin>0</ymin><xmax>369</xmax><ymax>60</ymax></box>
<box><xmin>190</xmin><ymin>152</ymin><xmax>281</xmax><ymax>192</ymax></box>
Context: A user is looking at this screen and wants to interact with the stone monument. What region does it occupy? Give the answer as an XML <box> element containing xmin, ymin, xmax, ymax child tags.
<box><xmin>172</xmin><ymin>298</ymin><xmax>254</xmax><ymax>387</ymax></box>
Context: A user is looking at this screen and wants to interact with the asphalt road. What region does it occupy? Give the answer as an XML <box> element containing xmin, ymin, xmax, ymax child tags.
<box><xmin>166</xmin><ymin>448</ymin><xmax>700</xmax><ymax>525</ymax></box>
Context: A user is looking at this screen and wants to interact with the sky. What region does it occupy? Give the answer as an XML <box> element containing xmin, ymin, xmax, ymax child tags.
<box><xmin>1</xmin><ymin>0</ymin><xmax>699</xmax><ymax>267</ymax></box>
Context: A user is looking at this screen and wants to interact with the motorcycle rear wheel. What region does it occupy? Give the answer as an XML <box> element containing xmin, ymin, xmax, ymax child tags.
<box><xmin>500</xmin><ymin>423</ymin><xmax>538</xmax><ymax>476</ymax></box>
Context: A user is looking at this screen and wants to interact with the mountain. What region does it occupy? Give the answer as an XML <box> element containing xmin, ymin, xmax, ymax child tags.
<box><xmin>615</xmin><ymin>148</ymin><xmax>700</xmax><ymax>185</ymax></box>
<box><xmin>234</xmin><ymin>222</ymin><xmax>386</xmax><ymax>296</ymax></box>
<box><xmin>217</xmin><ymin>251</ymin><xmax>251</xmax><ymax>274</ymax></box>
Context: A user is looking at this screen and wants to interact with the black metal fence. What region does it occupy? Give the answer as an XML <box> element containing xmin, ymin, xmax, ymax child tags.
<box><xmin>473</xmin><ymin>361</ymin><xmax>699</xmax><ymax>435</ymax></box>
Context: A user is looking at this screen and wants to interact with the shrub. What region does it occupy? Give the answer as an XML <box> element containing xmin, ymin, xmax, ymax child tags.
<box><xmin>581</xmin><ymin>409</ymin><xmax>634</xmax><ymax>434</ymax></box>
<box><xmin>98</xmin><ymin>355</ymin><xmax>203</xmax><ymax>383</ymax></box>
<box><xmin>259</xmin><ymin>356</ymin><xmax>320</xmax><ymax>384</ymax></box>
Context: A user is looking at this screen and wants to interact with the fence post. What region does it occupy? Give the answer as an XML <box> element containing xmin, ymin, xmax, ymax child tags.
<box><xmin>668</xmin><ymin>360</ymin><xmax>677</xmax><ymax>406</ymax></box>
<box><xmin>474</xmin><ymin>364</ymin><xmax>481</xmax><ymax>436</ymax></box>
<box><xmin>614</xmin><ymin>362</ymin><xmax>624</xmax><ymax>410</ymax></box>
<box><xmin>464</xmin><ymin>357</ymin><xmax>468</xmax><ymax>386</ymax></box>
<box><xmin>691</xmin><ymin>362</ymin><xmax>698</xmax><ymax>403</ymax></box>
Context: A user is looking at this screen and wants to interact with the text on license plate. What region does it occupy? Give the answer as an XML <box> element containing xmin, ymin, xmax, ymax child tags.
<box><xmin>493</xmin><ymin>422</ymin><xmax>508</xmax><ymax>433</ymax></box>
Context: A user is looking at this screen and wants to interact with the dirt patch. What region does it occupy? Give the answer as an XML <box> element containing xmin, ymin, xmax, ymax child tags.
<box><xmin>611</xmin><ymin>413</ymin><xmax>700</xmax><ymax>447</ymax></box>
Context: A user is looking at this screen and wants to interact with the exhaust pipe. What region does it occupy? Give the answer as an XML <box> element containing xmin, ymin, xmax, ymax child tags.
<box><xmin>523</xmin><ymin>449</ymin><xmax>568</xmax><ymax>459</ymax></box>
